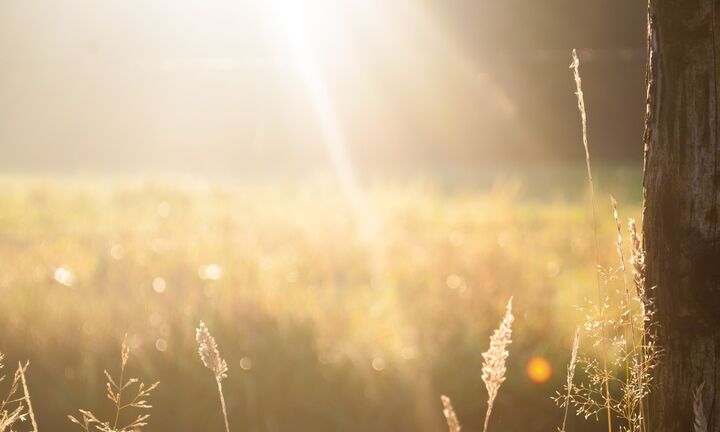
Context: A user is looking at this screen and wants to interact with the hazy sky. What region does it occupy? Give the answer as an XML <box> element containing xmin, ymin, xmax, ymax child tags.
<box><xmin>0</xmin><ymin>0</ymin><xmax>646</xmax><ymax>175</ymax></box>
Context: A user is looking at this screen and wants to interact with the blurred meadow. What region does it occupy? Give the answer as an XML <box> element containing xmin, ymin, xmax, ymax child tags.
<box><xmin>0</xmin><ymin>0</ymin><xmax>649</xmax><ymax>431</ymax></box>
<box><xmin>0</xmin><ymin>168</ymin><xmax>640</xmax><ymax>432</ymax></box>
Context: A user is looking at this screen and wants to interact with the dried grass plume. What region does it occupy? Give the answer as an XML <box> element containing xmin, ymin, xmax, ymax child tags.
<box><xmin>68</xmin><ymin>337</ymin><xmax>159</xmax><ymax>432</ymax></box>
<box><xmin>196</xmin><ymin>321</ymin><xmax>231</xmax><ymax>432</ymax></box>
<box><xmin>440</xmin><ymin>395</ymin><xmax>461</xmax><ymax>432</ymax></box>
<box><xmin>481</xmin><ymin>297</ymin><xmax>514</xmax><ymax>432</ymax></box>
<box><xmin>555</xmin><ymin>328</ymin><xmax>580</xmax><ymax>432</ymax></box>
<box><xmin>196</xmin><ymin>321</ymin><xmax>228</xmax><ymax>382</ymax></box>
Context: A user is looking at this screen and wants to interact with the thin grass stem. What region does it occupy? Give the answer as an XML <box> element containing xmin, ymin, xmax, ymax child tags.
<box><xmin>18</xmin><ymin>362</ymin><xmax>37</xmax><ymax>432</ymax></box>
<box><xmin>570</xmin><ymin>49</ymin><xmax>613</xmax><ymax>432</ymax></box>
<box><xmin>217</xmin><ymin>381</ymin><xmax>231</xmax><ymax>432</ymax></box>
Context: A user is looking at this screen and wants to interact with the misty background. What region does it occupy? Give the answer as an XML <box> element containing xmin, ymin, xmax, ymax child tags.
<box><xmin>0</xmin><ymin>0</ymin><xmax>647</xmax><ymax>176</ymax></box>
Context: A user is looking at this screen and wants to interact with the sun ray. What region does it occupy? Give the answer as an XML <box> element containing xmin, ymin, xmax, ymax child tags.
<box><xmin>274</xmin><ymin>1</ymin><xmax>363</xmax><ymax>212</ymax></box>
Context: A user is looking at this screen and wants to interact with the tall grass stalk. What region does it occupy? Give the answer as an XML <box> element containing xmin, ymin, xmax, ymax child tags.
<box><xmin>18</xmin><ymin>362</ymin><xmax>37</xmax><ymax>432</ymax></box>
<box><xmin>481</xmin><ymin>298</ymin><xmax>514</xmax><ymax>432</ymax></box>
<box><xmin>112</xmin><ymin>340</ymin><xmax>129</xmax><ymax>430</ymax></box>
<box><xmin>556</xmin><ymin>214</ymin><xmax>660</xmax><ymax>430</ymax></box>
<box><xmin>570</xmin><ymin>49</ymin><xmax>613</xmax><ymax>432</ymax></box>
<box><xmin>69</xmin><ymin>337</ymin><xmax>159</xmax><ymax>432</ymax></box>
<box><xmin>558</xmin><ymin>328</ymin><xmax>580</xmax><ymax>432</ymax></box>
<box><xmin>0</xmin><ymin>354</ymin><xmax>30</xmax><ymax>432</ymax></box>
<box><xmin>555</xmin><ymin>54</ymin><xmax>660</xmax><ymax>430</ymax></box>
<box><xmin>196</xmin><ymin>321</ymin><xmax>230</xmax><ymax>432</ymax></box>
<box><xmin>629</xmin><ymin>219</ymin><xmax>647</xmax><ymax>430</ymax></box>
<box><xmin>611</xmin><ymin>197</ymin><xmax>641</xmax><ymax>432</ymax></box>
<box><xmin>440</xmin><ymin>395</ymin><xmax>461</xmax><ymax>432</ymax></box>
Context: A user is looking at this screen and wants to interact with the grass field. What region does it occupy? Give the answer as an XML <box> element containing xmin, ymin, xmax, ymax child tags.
<box><xmin>0</xmin><ymin>170</ymin><xmax>642</xmax><ymax>432</ymax></box>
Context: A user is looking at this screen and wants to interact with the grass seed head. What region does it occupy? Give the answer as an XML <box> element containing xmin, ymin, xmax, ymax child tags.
<box><xmin>440</xmin><ymin>395</ymin><xmax>461</xmax><ymax>432</ymax></box>
<box><xmin>196</xmin><ymin>321</ymin><xmax>228</xmax><ymax>382</ymax></box>
<box><xmin>481</xmin><ymin>297</ymin><xmax>514</xmax><ymax>432</ymax></box>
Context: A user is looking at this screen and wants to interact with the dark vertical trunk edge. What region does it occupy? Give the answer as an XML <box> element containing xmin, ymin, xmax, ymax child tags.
<box><xmin>644</xmin><ymin>0</ymin><xmax>720</xmax><ymax>430</ymax></box>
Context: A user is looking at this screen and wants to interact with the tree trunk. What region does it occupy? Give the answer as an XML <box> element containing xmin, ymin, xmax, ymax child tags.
<box><xmin>644</xmin><ymin>1</ymin><xmax>720</xmax><ymax>431</ymax></box>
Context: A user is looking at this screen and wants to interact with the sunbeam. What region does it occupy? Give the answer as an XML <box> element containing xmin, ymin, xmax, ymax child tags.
<box><xmin>274</xmin><ymin>1</ymin><xmax>363</xmax><ymax>213</ymax></box>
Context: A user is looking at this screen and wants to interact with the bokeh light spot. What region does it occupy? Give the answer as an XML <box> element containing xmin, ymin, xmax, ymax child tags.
<box><xmin>445</xmin><ymin>274</ymin><xmax>464</xmax><ymax>290</ymax></box>
<box><xmin>152</xmin><ymin>277</ymin><xmax>167</xmax><ymax>293</ymax></box>
<box><xmin>198</xmin><ymin>264</ymin><xmax>223</xmax><ymax>281</ymax></box>
<box><xmin>527</xmin><ymin>356</ymin><xmax>552</xmax><ymax>384</ymax></box>
<box><xmin>155</xmin><ymin>338</ymin><xmax>168</xmax><ymax>352</ymax></box>
<box><xmin>371</xmin><ymin>357</ymin><xmax>386</xmax><ymax>372</ymax></box>
<box><xmin>53</xmin><ymin>266</ymin><xmax>75</xmax><ymax>287</ymax></box>
<box><xmin>110</xmin><ymin>244</ymin><xmax>125</xmax><ymax>260</ymax></box>
<box><xmin>240</xmin><ymin>357</ymin><xmax>253</xmax><ymax>371</ymax></box>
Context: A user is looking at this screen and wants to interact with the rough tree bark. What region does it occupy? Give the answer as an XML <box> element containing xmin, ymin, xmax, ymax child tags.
<box><xmin>643</xmin><ymin>0</ymin><xmax>720</xmax><ymax>431</ymax></box>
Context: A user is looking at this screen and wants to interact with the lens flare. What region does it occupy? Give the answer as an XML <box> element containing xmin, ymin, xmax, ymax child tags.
<box><xmin>527</xmin><ymin>356</ymin><xmax>552</xmax><ymax>384</ymax></box>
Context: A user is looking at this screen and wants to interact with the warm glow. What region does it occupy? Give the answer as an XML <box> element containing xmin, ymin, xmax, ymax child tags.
<box><xmin>0</xmin><ymin>1</ymin><xmax>647</xmax><ymax>430</ymax></box>
<box><xmin>527</xmin><ymin>356</ymin><xmax>552</xmax><ymax>384</ymax></box>
<box><xmin>274</xmin><ymin>0</ymin><xmax>359</xmax><ymax>200</ymax></box>
<box><xmin>0</xmin><ymin>0</ymin><xmax>530</xmax><ymax>173</ymax></box>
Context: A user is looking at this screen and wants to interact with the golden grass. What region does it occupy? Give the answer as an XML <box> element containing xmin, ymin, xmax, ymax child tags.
<box><xmin>0</xmin><ymin>173</ymin><xmax>641</xmax><ymax>431</ymax></box>
<box><xmin>0</xmin><ymin>41</ymin><xmax>661</xmax><ymax>432</ymax></box>
<box><xmin>551</xmin><ymin>50</ymin><xmax>660</xmax><ymax>432</ymax></box>
<box><xmin>196</xmin><ymin>321</ymin><xmax>230</xmax><ymax>432</ymax></box>
<box><xmin>558</xmin><ymin>327</ymin><xmax>579</xmax><ymax>432</ymax></box>
<box><xmin>480</xmin><ymin>298</ymin><xmax>513</xmax><ymax>432</ymax></box>
<box><xmin>19</xmin><ymin>362</ymin><xmax>38</xmax><ymax>432</ymax></box>
<box><xmin>440</xmin><ymin>395</ymin><xmax>461</xmax><ymax>432</ymax></box>
<box><xmin>0</xmin><ymin>355</ymin><xmax>32</xmax><ymax>432</ymax></box>
<box><xmin>571</xmin><ymin>48</ymin><xmax>613</xmax><ymax>432</ymax></box>
<box><xmin>68</xmin><ymin>338</ymin><xmax>159</xmax><ymax>432</ymax></box>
